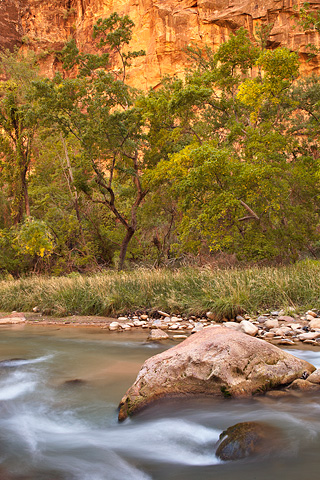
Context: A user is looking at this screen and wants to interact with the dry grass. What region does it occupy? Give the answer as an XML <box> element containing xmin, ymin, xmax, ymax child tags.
<box><xmin>0</xmin><ymin>260</ymin><xmax>319</xmax><ymax>318</ymax></box>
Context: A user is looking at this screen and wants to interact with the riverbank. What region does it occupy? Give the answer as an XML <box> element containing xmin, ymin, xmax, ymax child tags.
<box><xmin>2</xmin><ymin>306</ymin><xmax>320</xmax><ymax>348</ymax></box>
<box><xmin>0</xmin><ymin>261</ymin><xmax>320</xmax><ymax>319</ymax></box>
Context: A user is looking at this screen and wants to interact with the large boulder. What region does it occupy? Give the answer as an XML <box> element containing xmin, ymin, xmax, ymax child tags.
<box><xmin>118</xmin><ymin>326</ymin><xmax>315</xmax><ymax>421</ymax></box>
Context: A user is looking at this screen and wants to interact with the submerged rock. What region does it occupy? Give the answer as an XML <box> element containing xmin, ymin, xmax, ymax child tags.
<box><xmin>63</xmin><ymin>379</ymin><xmax>86</xmax><ymax>387</ymax></box>
<box><xmin>118</xmin><ymin>326</ymin><xmax>315</xmax><ymax>421</ymax></box>
<box><xmin>215</xmin><ymin>422</ymin><xmax>282</xmax><ymax>460</ymax></box>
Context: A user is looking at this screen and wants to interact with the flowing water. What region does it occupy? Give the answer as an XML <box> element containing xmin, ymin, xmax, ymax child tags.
<box><xmin>1</xmin><ymin>325</ymin><xmax>320</xmax><ymax>480</ymax></box>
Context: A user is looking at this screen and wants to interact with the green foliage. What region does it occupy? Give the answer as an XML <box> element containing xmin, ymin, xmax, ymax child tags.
<box><xmin>1</xmin><ymin>18</ymin><xmax>320</xmax><ymax>274</ymax></box>
<box><xmin>16</xmin><ymin>217</ymin><xmax>54</xmax><ymax>257</ymax></box>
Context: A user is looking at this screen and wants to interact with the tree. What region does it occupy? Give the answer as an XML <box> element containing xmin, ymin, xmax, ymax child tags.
<box><xmin>143</xmin><ymin>29</ymin><xmax>320</xmax><ymax>261</ymax></box>
<box><xmin>33</xmin><ymin>14</ymin><xmax>146</xmax><ymax>269</ymax></box>
<box><xmin>0</xmin><ymin>50</ymin><xmax>39</xmax><ymax>223</ymax></box>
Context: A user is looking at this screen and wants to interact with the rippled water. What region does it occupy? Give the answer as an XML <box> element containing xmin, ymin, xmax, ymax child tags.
<box><xmin>1</xmin><ymin>326</ymin><xmax>320</xmax><ymax>480</ymax></box>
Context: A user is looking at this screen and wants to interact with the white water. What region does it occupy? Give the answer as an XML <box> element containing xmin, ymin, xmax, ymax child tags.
<box><xmin>1</xmin><ymin>327</ymin><xmax>320</xmax><ymax>480</ymax></box>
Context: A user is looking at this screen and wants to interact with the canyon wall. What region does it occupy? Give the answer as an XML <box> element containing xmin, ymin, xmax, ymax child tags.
<box><xmin>2</xmin><ymin>0</ymin><xmax>320</xmax><ymax>88</ymax></box>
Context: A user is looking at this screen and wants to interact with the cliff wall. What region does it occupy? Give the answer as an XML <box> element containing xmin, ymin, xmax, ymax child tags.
<box><xmin>3</xmin><ymin>0</ymin><xmax>320</xmax><ymax>88</ymax></box>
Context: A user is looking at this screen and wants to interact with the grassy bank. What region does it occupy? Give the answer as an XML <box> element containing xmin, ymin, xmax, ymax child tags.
<box><xmin>0</xmin><ymin>260</ymin><xmax>319</xmax><ymax>318</ymax></box>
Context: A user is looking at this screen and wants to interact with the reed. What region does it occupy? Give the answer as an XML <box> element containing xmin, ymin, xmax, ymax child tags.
<box><xmin>0</xmin><ymin>260</ymin><xmax>319</xmax><ymax>318</ymax></box>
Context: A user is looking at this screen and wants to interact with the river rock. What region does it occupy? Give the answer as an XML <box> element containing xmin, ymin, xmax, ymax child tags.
<box><xmin>305</xmin><ymin>369</ymin><xmax>320</xmax><ymax>384</ymax></box>
<box><xmin>278</xmin><ymin>315</ymin><xmax>296</xmax><ymax>322</ymax></box>
<box><xmin>118</xmin><ymin>326</ymin><xmax>315</xmax><ymax>421</ymax></box>
<box><xmin>109</xmin><ymin>322</ymin><xmax>120</xmax><ymax>331</ymax></box>
<box><xmin>298</xmin><ymin>331</ymin><xmax>320</xmax><ymax>341</ymax></box>
<box><xmin>309</xmin><ymin>318</ymin><xmax>320</xmax><ymax>330</ymax></box>
<box><xmin>147</xmin><ymin>329</ymin><xmax>169</xmax><ymax>341</ymax></box>
<box><xmin>215</xmin><ymin>422</ymin><xmax>282</xmax><ymax>460</ymax></box>
<box><xmin>286</xmin><ymin>379</ymin><xmax>320</xmax><ymax>392</ymax></box>
<box><xmin>264</xmin><ymin>319</ymin><xmax>279</xmax><ymax>329</ymax></box>
<box><xmin>0</xmin><ymin>315</ymin><xmax>26</xmax><ymax>324</ymax></box>
<box><xmin>306</xmin><ymin>310</ymin><xmax>317</xmax><ymax>318</ymax></box>
<box><xmin>240</xmin><ymin>320</ymin><xmax>258</xmax><ymax>336</ymax></box>
<box><xmin>224</xmin><ymin>321</ymin><xmax>241</xmax><ymax>331</ymax></box>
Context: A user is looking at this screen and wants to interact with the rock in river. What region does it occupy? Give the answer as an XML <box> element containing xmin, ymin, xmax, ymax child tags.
<box><xmin>118</xmin><ymin>326</ymin><xmax>315</xmax><ymax>421</ymax></box>
<box><xmin>216</xmin><ymin>421</ymin><xmax>282</xmax><ymax>460</ymax></box>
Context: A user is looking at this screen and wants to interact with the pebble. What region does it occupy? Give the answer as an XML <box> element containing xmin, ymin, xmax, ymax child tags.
<box><xmin>278</xmin><ymin>315</ymin><xmax>296</xmax><ymax>322</ymax></box>
<box><xmin>101</xmin><ymin>307</ymin><xmax>320</xmax><ymax>346</ymax></box>
<box><xmin>224</xmin><ymin>322</ymin><xmax>241</xmax><ymax>331</ymax></box>
<box><xmin>0</xmin><ymin>316</ymin><xmax>26</xmax><ymax>324</ymax></box>
<box><xmin>264</xmin><ymin>319</ymin><xmax>279</xmax><ymax>329</ymax></box>
<box><xmin>298</xmin><ymin>331</ymin><xmax>320</xmax><ymax>341</ymax></box>
<box><xmin>257</xmin><ymin>316</ymin><xmax>269</xmax><ymax>323</ymax></box>
<box><xmin>309</xmin><ymin>318</ymin><xmax>320</xmax><ymax>330</ymax></box>
<box><xmin>171</xmin><ymin>317</ymin><xmax>181</xmax><ymax>323</ymax></box>
<box><xmin>169</xmin><ymin>324</ymin><xmax>180</xmax><ymax>330</ymax></box>
<box><xmin>109</xmin><ymin>322</ymin><xmax>120</xmax><ymax>331</ymax></box>
<box><xmin>240</xmin><ymin>320</ymin><xmax>258</xmax><ymax>336</ymax></box>
<box><xmin>148</xmin><ymin>329</ymin><xmax>169</xmax><ymax>340</ymax></box>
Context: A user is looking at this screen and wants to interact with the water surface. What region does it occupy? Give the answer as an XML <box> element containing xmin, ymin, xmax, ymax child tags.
<box><xmin>1</xmin><ymin>326</ymin><xmax>320</xmax><ymax>480</ymax></box>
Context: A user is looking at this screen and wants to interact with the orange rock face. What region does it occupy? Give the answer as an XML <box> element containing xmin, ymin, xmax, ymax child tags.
<box><xmin>3</xmin><ymin>0</ymin><xmax>320</xmax><ymax>87</ymax></box>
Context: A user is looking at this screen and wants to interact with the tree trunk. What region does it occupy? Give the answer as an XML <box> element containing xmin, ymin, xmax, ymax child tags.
<box><xmin>118</xmin><ymin>226</ymin><xmax>135</xmax><ymax>271</ymax></box>
<box><xmin>22</xmin><ymin>175</ymin><xmax>30</xmax><ymax>217</ymax></box>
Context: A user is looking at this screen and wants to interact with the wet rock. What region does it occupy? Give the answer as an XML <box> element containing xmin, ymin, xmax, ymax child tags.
<box><xmin>298</xmin><ymin>331</ymin><xmax>320</xmax><ymax>341</ymax></box>
<box><xmin>277</xmin><ymin>339</ymin><xmax>295</xmax><ymax>345</ymax></box>
<box><xmin>263</xmin><ymin>332</ymin><xmax>275</xmax><ymax>339</ymax></box>
<box><xmin>0</xmin><ymin>315</ymin><xmax>26</xmax><ymax>324</ymax></box>
<box><xmin>169</xmin><ymin>324</ymin><xmax>180</xmax><ymax>330</ymax></box>
<box><xmin>0</xmin><ymin>358</ymin><xmax>26</xmax><ymax>367</ymax></box>
<box><xmin>109</xmin><ymin>322</ymin><xmax>120</xmax><ymax>331</ymax></box>
<box><xmin>172</xmin><ymin>335</ymin><xmax>188</xmax><ymax>340</ymax></box>
<box><xmin>147</xmin><ymin>329</ymin><xmax>169</xmax><ymax>341</ymax></box>
<box><xmin>215</xmin><ymin>422</ymin><xmax>282</xmax><ymax>460</ymax></box>
<box><xmin>286</xmin><ymin>379</ymin><xmax>320</xmax><ymax>392</ymax></box>
<box><xmin>118</xmin><ymin>327</ymin><xmax>315</xmax><ymax>421</ymax></box>
<box><xmin>240</xmin><ymin>320</ymin><xmax>258</xmax><ymax>336</ymax></box>
<box><xmin>306</xmin><ymin>369</ymin><xmax>320</xmax><ymax>384</ymax></box>
<box><xmin>63</xmin><ymin>379</ymin><xmax>86</xmax><ymax>387</ymax></box>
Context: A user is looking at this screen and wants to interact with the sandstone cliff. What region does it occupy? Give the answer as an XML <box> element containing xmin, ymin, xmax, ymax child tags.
<box><xmin>2</xmin><ymin>0</ymin><xmax>320</xmax><ymax>88</ymax></box>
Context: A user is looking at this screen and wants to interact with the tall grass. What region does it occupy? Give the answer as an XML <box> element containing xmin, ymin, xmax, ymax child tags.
<box><xmin>0</xmin><ymin>260</ymin><xmax>319</xmax><ymax>318</ymax></box>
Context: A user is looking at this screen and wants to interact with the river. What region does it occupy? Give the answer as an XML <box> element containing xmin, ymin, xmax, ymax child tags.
<box><xmin>1</xmin><ymin>325</ymin><xmax>320</xmax><ymax>480</ymax></box>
